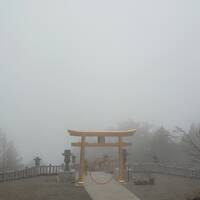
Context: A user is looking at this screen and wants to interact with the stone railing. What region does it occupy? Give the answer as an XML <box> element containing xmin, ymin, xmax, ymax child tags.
<box><xmin>0</xmin><ymin>164</ymin><xmax>63</xmax><ymax>183</ymax></box>
<box><xmin>126</xmin><ymin>163</ymin><xmax>200</xmax><ymax>180</ymax></box>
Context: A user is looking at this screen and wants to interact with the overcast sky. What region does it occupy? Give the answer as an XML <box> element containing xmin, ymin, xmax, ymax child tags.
<box><xmin>0</xmin><ymin>0</ymin><xmax>200</xmax><ymax>164</ymax></box>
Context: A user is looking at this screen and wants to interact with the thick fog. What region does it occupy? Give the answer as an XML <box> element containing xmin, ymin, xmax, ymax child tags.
<box><xmin>0</xmin><ymin>0</ymin><xmax>200</xmax><ymax>164</ymax></box>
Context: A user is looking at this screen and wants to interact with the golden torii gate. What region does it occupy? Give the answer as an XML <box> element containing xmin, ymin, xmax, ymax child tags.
<box><xmin>68</xmin><ymin>129</ymin><xmax>136</xmax><ymax>184</ymax></box>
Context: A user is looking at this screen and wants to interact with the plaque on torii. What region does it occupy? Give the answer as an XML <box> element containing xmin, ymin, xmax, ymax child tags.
<box><xmin>68</xmin><ymin>129</ymin><xmax>136</xmax><ymax>184</ymax></box>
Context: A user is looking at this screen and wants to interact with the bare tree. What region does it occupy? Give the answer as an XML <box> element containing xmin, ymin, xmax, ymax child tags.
<box><xmin>174</xmin><ymin>124</ymin><xmax>200</xmax><ymax>165</ymax></box>
<box><xmin>0</xmin><ymin>129</ymin><xmax>22</xmax><ymax>170</ymax></box>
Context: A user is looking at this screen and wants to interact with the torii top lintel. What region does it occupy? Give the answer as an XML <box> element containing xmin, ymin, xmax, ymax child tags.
<box><xmin>68</xmin><ymin>129</ymin><xmax>136</xmax><ymax>137</ymax></box>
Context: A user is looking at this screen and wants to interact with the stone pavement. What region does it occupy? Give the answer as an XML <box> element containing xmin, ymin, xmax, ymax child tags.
<box><xmin>84</xmin><ymin>172</ymin><xmax>140</xmax><ymax>200</ymax></box>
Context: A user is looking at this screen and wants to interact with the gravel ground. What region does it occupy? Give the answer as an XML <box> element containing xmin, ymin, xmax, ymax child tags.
<box><xmin>1</xmin><ymin>174</ymin><xmax>199</xmax><ymax>200</ymax></box>
<box><xmin>0</xmin><ymin>176</ymin><xmax>92</xmax><ymax>200</ymax></box>
<box><xmin>126</xmin><ymin>174</ymin><xmax>200</xmax><ymax>200</ymax></box>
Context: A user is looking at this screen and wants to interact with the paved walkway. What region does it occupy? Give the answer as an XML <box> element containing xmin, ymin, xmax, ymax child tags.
<box><xmin>84</xmin><ymin>172</ymin><xmax>140</xmax><ymax>200</ymax></box>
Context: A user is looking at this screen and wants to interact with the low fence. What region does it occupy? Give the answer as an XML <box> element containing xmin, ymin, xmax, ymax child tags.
<box><xmin>127</xmin><ymin>163</ymin><xmax>200</xmax><ymax>180</ymax></box>
<box><xmin>2</xmin><ymin>163</ymin><xmax>200</xmax><ymax>183</ymax></box>
<box><xmin>0</xmin><ymin>165</ymin><xmax>63</xmax><ymax>183</ymax></box>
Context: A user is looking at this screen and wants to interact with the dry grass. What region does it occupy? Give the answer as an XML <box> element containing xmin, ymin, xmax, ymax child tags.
<box><xmin>0</xmin><ymin>176</ymin><xmax>92</xmax><ymax>200</ymax></box>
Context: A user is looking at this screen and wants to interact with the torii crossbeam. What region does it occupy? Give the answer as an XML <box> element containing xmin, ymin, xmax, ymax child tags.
<box><xmin>68</xmin><ymin>129</ymin><xmax>136</xmax><ymax>184</ymax></box>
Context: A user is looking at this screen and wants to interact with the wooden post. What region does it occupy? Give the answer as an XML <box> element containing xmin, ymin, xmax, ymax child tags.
<box><xmin>49</xmin><ymin>164</ymin><xmax>52</xmax><ymax>175</ymax></box>
<box><xmin>118</xmin><ymin>136</ymin><xmax>124</xmax><ymax>182</ymax></box>
<box><xmin>79</xmin><ymin>136</ymin><xmax>85</xmax><ymax>183</ymax></box>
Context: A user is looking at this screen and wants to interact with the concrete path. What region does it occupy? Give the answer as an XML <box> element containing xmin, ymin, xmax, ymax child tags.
<box><xmin>84</xmin><ymin>172</ymin><xmax>140</xmax><ymax>200</ymax></box>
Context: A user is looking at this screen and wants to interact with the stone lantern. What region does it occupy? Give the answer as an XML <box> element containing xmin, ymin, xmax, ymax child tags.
<box><xmin>62</xmin><ymin>149</ymin><xmax>71</xmax><ymax>171</ymax></box>
<box><xmin>71</xmin><ymin>154</ymin><xmax>76</xmax><ymax>165</ymax></box>
<box><xmin>34</xmin><ymin>157</ymin><xmax>41</xmax><ymax>167</ymax></box>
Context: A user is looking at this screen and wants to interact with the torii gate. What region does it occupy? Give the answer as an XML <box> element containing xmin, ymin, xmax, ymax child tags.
<box><xmin>68</xmin><ymin>129</ymin><xmax>136</xmax><ymax>184</ymax></box>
